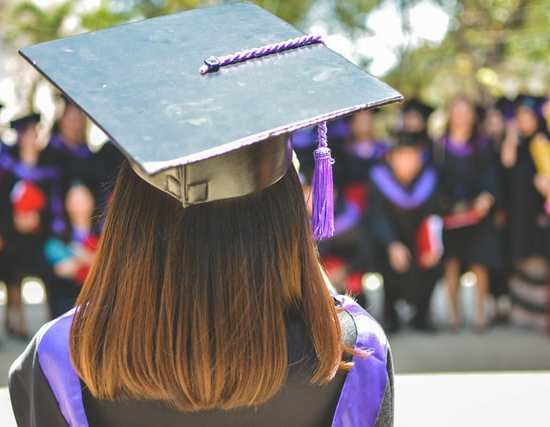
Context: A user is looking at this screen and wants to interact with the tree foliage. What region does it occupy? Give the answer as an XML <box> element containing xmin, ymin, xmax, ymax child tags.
<box><xmin>385</xmin><ymin>0</ymin><xmax>550</xmax><ymax>107</ymax></box>
<box><xmin>6</xmin><ymin>1</ymin><xmax>73</xmax><ymax>45</ymax></box>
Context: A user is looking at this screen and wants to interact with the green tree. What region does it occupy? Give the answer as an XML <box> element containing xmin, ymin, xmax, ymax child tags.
<box><xmin>385</xmin><ymin>0</ymin><xmax>550</xmax><ymax>107</ymax></box>
<box><xmin>6</xmin><ymin>1</ymin><xmax>73</xmax><ymax>45</ymax></box>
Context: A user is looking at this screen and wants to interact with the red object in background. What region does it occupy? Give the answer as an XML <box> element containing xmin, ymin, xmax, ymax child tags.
<box><xmin>10</xmin><ymin>180</ymin><xmax>47</xmax><ymax>213</ymax></box>
<box><xmin>345</xmin><ymin>272</ymin><xmax>363</xmax><ymax>294</ymax></box>
<box><xmin>342</xmin><ymin>182</ymin><xmax>369</xmax><ymax>215</ymax></box>
<box><xmin>442</xmin><ymin>209</ymin><xmax>481</xmax><ymax>229</ymax></box>
<box><xmin>74</xmin><ymin>235</ymin><xmax>100</xmax><ymax>284</ymax></box>
<box><xmin>323</xmin><ymin>256</ymin><xmax>363</xmax><ymax>294</ymax></box>
<box><xmin>415</xmin><ymin>215</ymin><xmax>443</xmax><ymax>270</ymax></box>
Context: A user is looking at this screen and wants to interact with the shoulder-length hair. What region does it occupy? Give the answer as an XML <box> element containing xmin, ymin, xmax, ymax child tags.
<box><xmin>70</xmin><ymin>160</ymin><xmax>347</xmax><ymax>411</ymax></box>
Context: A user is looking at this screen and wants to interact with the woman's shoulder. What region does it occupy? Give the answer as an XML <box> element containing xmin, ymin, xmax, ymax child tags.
<box><xmin>335</xmin><ymin>295</ymin><xmax>388</xmax><ymax>348</ymax></box>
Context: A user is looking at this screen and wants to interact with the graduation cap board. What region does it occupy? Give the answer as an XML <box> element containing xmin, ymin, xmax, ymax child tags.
<box><xmin>19</xmin><ymin>2</ymin><xmax>402</xmax><ymax>216</ymax></box>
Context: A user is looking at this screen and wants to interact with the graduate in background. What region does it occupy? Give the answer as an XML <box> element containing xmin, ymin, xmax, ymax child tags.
<box><xmin>368</xmin><ymin>130</ymin><xmax>443</xmax><ymax>333</ymax></box>
<box><xmin>0</xmin><ymin>113</ymin><xmax>63</xmax><ymax>336</ymax></box>
<box><xmin>315</xmin><ymin>181</ymin><xmax>374</xmax><ymax>309</ymax></box>
<box><xmin>434</xmin><ymin>98</ymin><xmax>501</xmax><ymax>331</ymax></box>
<box><xmin>318</xmin><ymin>109</ymin><xmax>387</xmax><ymax>306</ymax></box>
<box><xmin>502</xmin><ymin>94</ymin><xmax>550</xmax><ymax>329</ymax></box>
<box><xmin>482</xmin><ymin>97</ymin><xmax>515</xmax><ymax>324</ymax></box>
<box><xmin>0</xmin><ymin>102</ymin><xmax>14</xmax><ymax>323</ymax></box>
<box><xmin>43</xmin><ymin>181</ymin><xmax>100</xmax><ymax>318</ymax></box>
<box><xmin>49</xmin><ymin>96</ymin><xmax>123</xmax><ymax>213</ymax></box>
<box><xmin>335</xmin><ymin>109</ymin><xmax>388</xmax><ymax>214</ymax></box>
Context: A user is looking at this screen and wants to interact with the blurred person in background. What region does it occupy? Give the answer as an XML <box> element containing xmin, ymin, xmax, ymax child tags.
<box><xmin>398</xmin><ymin>98</ymin><xmax>435</xmax><ymax>162</ymax></box>
<box><xmin>434</xmin><ymin>97</ymin><xmax>502</xmax><ymax>331</ymax></box>
<box><xmin>43</xmin><ymin>180</ymin><xmax>100</xmax><ymax>318</ymax></box>
<box><xmin>334</xmin><ymin>109</ymin><xmax>388</xmax><ymax>215</ymax></box>
<box><xmin>0</xmin><ymin>112</ymin><xmax>63</xmax><ymax>336</ymax></box>
<box><xmin>49</xmin><ymin>96</ymin><xmax>123</xmax><ymax>214</ymax></box>
<box><xmin>502</xmin><ymin>94</ymin><xmax>550</xmax><ymax>329</ymax></box>
<box><xmin>481</xmin><ymin>98</ymin><xmax>515</xmax><ymax>324</ymax></box>
<box><xmin>368</xmin><ymin>130</ymin><xmax>443</xmax><ymax>333</ymax></box>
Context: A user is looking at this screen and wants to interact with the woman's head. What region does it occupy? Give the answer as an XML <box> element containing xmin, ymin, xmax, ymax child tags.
<box><xmin>57</xmin><ymin>102</ymin><xmax>87</xmax><ymax>145</ymax></box>
<box><xmin>70</xmin><ymin>160</ymin><xmax>344</xmax><ymax>411</ymax></box>
<box><xmin>349</xmin><ymin>110</ymin><xmax>376</xmax><ymax>141</ymax></box>
<box><xmin>387</xmin><ymin>145</ymin><xmax>424</xmax><ymax>184</ymax></box>
<box><xmin>515</xmin><ymin>106</ymin><xmax>540</xmax><ymax>138</ymax></box>
<box><xmin>65</xmin><ymin>181</ymin><xmax>95</xmax><ymax>225</ymax></box>
<box><xmin>514</xmin><ymin>94</ymin><xmax>547</xmax><ymax>138</ymax></box>
<box><xmin>10</xmin><ymin>113</ymin><xmax>40</xmax><ymax>152</ymax></box>
<box><xmin>448</xmin><ymin>97</ymin><xmax>477</xmax><ymax>133</ymax></box>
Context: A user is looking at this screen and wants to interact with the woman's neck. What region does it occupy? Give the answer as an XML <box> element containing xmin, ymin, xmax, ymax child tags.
<box><xmin>71</xmin><ymin>217</ymin><xmax>92</xmax><ymax>231</ymax></box>
<box><xmin>448</xmin><ymin>128</ymin><xmax>471</xmax><ymax>145</ymax></box>
<box><xmin>19</xmin><ymin>146</ymin><xmax>38</xmax><ymax>166</ymax></box>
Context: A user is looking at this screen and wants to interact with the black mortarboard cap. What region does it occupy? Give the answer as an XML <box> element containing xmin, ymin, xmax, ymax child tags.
<box><xmin>10</xmin><ymin>113</ymin><xmax>41</xmax><ymax>133</ymax></box>
<box><xmin>514</xmin><ymin>94</ymin><xmax>546</xmax><ymax>115</ymax></box>
<box><xmin>402</xmin><ymin>98</ymin><xmax>434</xmax><ymax>120</ymax></box>
<box><xmin>493</xmin><ymin>96</ymin><xmax>515</xmax><ymax>121</ymax></box>
<box><xmin>388</xmin><ymin>130</ymin><xmax>429</xmax><ymax>150</ymax></box>
<box><xmin>19</xmin><ymin>2</ymin><xmax>402</xmax><ymax>209</ymax></box>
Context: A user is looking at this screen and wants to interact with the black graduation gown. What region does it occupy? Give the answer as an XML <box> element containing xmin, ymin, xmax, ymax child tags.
<box><xmin>9</xmin><ymin>296</ymin><xmax>394</xmax><ymax>427</ymax></box>
<box><xmin>434</xmin><ymin>135</ymin><xmax>502</xmax><ymax>268</ymax></box>
<box><xmin>0</xmin><ymin>142</ymin><xmax>15</xmax><ymax>282</ymax></box>
<box><xmin>506</xmin><ymin>133</ymin><xmax>549</xmax><ymax>262</ymax></box>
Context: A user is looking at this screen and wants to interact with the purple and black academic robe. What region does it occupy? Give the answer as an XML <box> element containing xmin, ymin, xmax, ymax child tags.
<box><xmin>368</xmin><ymin>163</ymin><xmax>442</xmax><ymax>326</ymax></box>
<box><xmin>9</xmin><ymin>296</ymin><xmax>393</xmax><ymax>427</ymax></box>
<box><xmin>433</xmin><ymin>135</ymin><xmax>502</xmax><ymax>269</ymax></box>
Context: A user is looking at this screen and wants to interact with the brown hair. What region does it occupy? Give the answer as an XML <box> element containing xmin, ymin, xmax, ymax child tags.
<box><xmin>70</xmin><ymin>161</ymin><xmax>347</xmax><ymax>411</ymax></box>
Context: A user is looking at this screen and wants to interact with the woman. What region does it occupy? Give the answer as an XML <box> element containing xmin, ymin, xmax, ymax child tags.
<box><xmin>502</xmin><ymin>94</ymin><xmax>550</xmax><ymax>328</ymax></box>
<box><xmin>0</xmin><ymin>113</ymin><xmax>63</xmax><ymax>336</ymax></box>
<box><xmin>9</xmin><ymin>3</ymin><xmax>401</xmax><ymax>426</ymax></box>
<box><xmin>10</xmin><ymin>156</ymin><xmax>394</xmax><ymax>427</ymax></box>
<box><xmin>49</xmin><ymin>97</ymin><xmax>123</xmax><ymax>211</ymax></box>
<box><xmin>368</xmin><ymin>131</ymin><xmax>442</xmax><ymax>333</ymax></box>
<box><xmin>434</xmin><ymin>98</ymin><xmax>502</xmax><ymax>331</ymax></box>
<box><xmin>43</xmin><ymin>181</ymin><xmax>100</xmax><ymax>318</ymax></box>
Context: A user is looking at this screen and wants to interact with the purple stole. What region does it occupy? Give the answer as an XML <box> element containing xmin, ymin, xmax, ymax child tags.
<box><xmin>370</xmin><ymin>164</ymin><xmax>437</xmax><ymax>209</ymax></box>
<box><xmin>49</xmin><ymin>133</ymin><xmax>94</xmax><ymax>159</ymax></box>
<box><xmin>36</xmin><ymin>298</ymin><xmax>388</xmax><ymax>427</ymax></box>
<box><xmin>331</xmin><ymin>295</ymin><xmax>389</xmax><ymax>426</ymax></box>
<box><xmin>36</xmin><ymin>309</ymin><xmax>88</xmax><ymax>427</ymax></box>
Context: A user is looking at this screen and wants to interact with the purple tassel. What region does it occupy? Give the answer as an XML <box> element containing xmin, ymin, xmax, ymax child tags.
<box><xmin>311</xmin><ymin>121</ymin><xmax>334</xmax><ymax>240</ymax></box>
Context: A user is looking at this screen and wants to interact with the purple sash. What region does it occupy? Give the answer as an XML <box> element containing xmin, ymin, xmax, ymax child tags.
<box><xmin>435</xmin><ymin>134</ymin><xmax>490</xmax><ymax>157</ymax></box>
<box><xmin>370</xmin><ymin>164</ymin><xmax>437</xmax><ymax>209</ymax></box>
<box><xmin>331</xmin><ymin>295</ymin><xmax>389</xmax><ymax>427</ymax></box>
<box><xmin>49</xmin><ymin>133</ymin><xmax>94</xmax><ymax>159</ymax></box>
<box><xmin>37</xmin><ymin>297</ymin><xmax>388</xmax><ymax>427</ymax></box>
<box><xmin>37</xmin><ymin>309</ymin><xmax>89</xmax><ymax>427</ymax></box>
